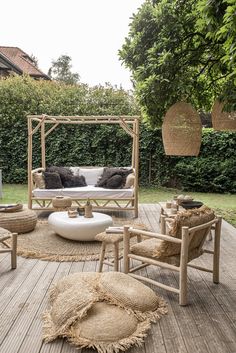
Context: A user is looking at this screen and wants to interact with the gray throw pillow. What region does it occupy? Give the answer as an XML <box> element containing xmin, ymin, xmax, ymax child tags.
<box><xmin>46</xmin><ymin>166</ymin><xmax>73</xmax><ymax>187</ymax></box>
<box><xmin>106</xmin><ymin>175</ymin><xmax>123</xmax><ymax>189</ymax></box>
<box><xmin>63</xmin><ymin>175</ymin><xmax>87</xmax><ymax>188</ymax></box>
<box><xmin>96</xmin><ymin>167</ymin><xmax>133</xmax><ymax>188</ymax></box>
<box><xmin>43</xmin><ymin>172</ymin><xmax>63</xmax><ymax>189</ymax></box>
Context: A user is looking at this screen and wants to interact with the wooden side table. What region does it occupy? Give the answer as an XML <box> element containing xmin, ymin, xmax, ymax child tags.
<box><xmin>158</xmin><ymin>201</ymin><xmax>184</xmax><ymax>220</ymax></box>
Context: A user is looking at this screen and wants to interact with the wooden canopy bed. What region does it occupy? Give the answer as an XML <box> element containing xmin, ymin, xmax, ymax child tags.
<box><xmin>27</xmin><ymin>115</ymin><xmax>140</xmax><ymax>217</ymax></box>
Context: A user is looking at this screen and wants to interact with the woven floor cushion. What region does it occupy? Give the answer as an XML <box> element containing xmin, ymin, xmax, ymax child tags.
<box><xmin>0</xmin><ymin>209</ymin><xmax>37</xmax><ymax>233</ymax></box>
<box><xmin>43</xmin><ymin>272</ymin><xmax>167</xmax><ymax>353</ymax></box>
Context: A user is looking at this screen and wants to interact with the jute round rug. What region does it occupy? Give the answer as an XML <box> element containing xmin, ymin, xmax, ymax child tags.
<box><xmin>6</xmin><ymin>219</ymin><xmax>147</xmax><ymax>262</ymax></box>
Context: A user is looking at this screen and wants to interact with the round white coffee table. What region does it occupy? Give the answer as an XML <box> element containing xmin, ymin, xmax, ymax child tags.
<box><xmin>48</xmin><ymin>212</ymin><xmax>113</xmax><ymax>241</ymax></box>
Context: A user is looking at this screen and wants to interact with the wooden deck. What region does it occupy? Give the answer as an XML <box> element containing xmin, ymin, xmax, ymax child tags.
<box><xmin>0</xmin><ymin>204</ymin><xmax>236</xmax><ymax>353</ymax></box>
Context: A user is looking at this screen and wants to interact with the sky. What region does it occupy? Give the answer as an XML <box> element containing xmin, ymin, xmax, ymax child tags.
<box><xmin>1</xmin><ymin>0</ymin><xmax>144</xmax><ymax>89</ymax></box>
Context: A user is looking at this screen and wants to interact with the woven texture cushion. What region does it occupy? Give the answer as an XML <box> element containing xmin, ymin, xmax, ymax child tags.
<box><xmin>43</xmin><ymin>272</ymin><xmax>167</xmax><ymax>353</ymax></box>
<box><xmin>95</xmin><ymin>223</ymin><xmax>148</xmax><ymax>244</ymax></box>
<box><xmin>131</xmin><ymin>206</ymin><xmax>215</xmax><ymax>266</ymax></box>
<box><xmin>125</xmin><ymin>173</ymin><xmax>135</xmax><ymax>188</ymax></box>
<box><xmin>33</xmin><ymin>171</ymin><xmax>45</xmax><ymax>189</ymax></box>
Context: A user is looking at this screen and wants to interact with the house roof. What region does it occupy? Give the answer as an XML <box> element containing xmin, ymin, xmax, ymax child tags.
<box><xmin>0</xmin><ymin>46</ymin><xmax>50</xmax><ymax>79</ymax></box>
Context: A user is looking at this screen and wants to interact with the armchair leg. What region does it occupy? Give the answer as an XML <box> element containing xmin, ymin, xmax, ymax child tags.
<box><xmin>11</xmin><ymin>233</ymin><xmax>17</xmax><ymax>269</ymax></box>
<box><xmin>114</xmin><ymin>243</ymin><xmax>119</xmax><ymax>271</ymax></box>
<box><xmin>123</xmin><ymin>226</ymin><xmax>130</xmax><ymax>274</ymax></box>
<box><xmin>98</xmin><ymin>242</ymin><xmax>106</xmax><ymax>272</ymax></box>
<box><xmin>179</xmin><ymin>227</ymin><xmax>189</xmax><ymax>306</ymax></box>
<box><xmin>213</xmin><ymin>217</ymin><xmax>222</xmax><ymax>284</ymax></box>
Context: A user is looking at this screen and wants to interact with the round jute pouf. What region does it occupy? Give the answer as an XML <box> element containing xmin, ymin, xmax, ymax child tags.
<box><xmin>0</xmin><ymin>209</ymin><xmax>37</xmax><ymax>233</ymax></box>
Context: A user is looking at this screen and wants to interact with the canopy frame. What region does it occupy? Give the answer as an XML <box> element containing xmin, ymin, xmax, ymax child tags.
<box><xmin>27</xmin><ymin>115</ymin><xmax>140</xmax><ymax>217</ymax></box>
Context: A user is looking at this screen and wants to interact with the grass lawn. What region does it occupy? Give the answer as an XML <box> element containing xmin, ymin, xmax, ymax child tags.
<box><xmin>1</xmin><ymin>184</ymin><xmax>236</xmax><ymax>227</ymax></box>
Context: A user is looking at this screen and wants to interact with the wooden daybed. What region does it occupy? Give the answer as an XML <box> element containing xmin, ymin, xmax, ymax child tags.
<box><xmin>27</xmin><ymin>115</ymin><xmax>140</xmax><ymax>217</ymax></box>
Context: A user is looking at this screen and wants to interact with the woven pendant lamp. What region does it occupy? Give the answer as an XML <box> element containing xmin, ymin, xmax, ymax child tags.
<box><xmin>212</xmin><ymin>100</ymin><xmax>236</xmax><ymax>131</ymax></box>
<box><xmin>162</xmin><ymin>102</ymin><xmax>202</xmax><ymax>156</ymax></box>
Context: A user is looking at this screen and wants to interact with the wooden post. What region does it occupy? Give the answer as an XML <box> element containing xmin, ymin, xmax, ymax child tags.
<box><xmin>123</xmin><ymin>226</ymin><xmax>130</xmax><ymax>273</ymax></box>
<box><xmin>134</xmin><ymin>118</ymin><xmax>139</xmax><ymax>218</ymax></box>
<box><xmin>98</xmin><ymin>242</ymin><xmax>106</xmax><ymax>272</ymax></box>
<box><xmin>11</xmin><ymin>233</ymin><xmax>17</xmax><ymax>269</ymax></box>
<box><xmin>27</xmin><ymin>116</ymin><xmax>33</xmax><ymax>209</ymax></box>
<box><xmin>160</xmin><ymin>215</ymin><xmax>166</xmax><ymax>234</ymax></box>
<box><xmin>179</xmin><ymin>226</ymin><xmax>189</xmax><ymax>306</ymax></box>
<box><xmin>114</xmin><ymin>242</ymin><xmax>119</xmax><ymax>271</ymax></box>
<box><xmin>41</xmin><ymin>118</ymin><xmax>46</xmax><ymax>169</ymax></box>
<box><xmin>132</xmin><ymin>121</ymin><xmax>135</xmax><ymax>169</ymax></box>
<box><xmin>213</xmin><ymin>217</ymin><xmax>222</xmax><ymax>283</ymax></box>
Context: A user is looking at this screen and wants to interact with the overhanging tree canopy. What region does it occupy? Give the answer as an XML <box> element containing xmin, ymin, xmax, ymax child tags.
<box><xmin>119</xmin><ymin>0</ymin><xmax>236</xmax><ymax>126</ymax></box>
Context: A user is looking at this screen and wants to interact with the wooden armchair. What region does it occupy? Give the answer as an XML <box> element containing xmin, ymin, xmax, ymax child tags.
<box><xmin>0</xmin><ymin>227</ymin><xmax>17</xmax><ymax>269</ymax></box>
<box><xmin>123</xmin><ymin>207</ymin><xmax>222</xmax><ymax>305</ymax></box>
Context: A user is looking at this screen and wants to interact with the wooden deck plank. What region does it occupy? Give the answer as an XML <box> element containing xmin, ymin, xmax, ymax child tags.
<box><xmin>0</xmin><ymin>259</ymin><xmax>38</xmax><ymax>314</ymax></box>
<box><xmin>17</xmin><ymin>261</ymin><xmax>73</xmax><ymax>353</ymax></box>
<box><xmin>0</xmin><ymin>260</ymin><xmax>48</xmax><ymax>346</ymax></box>
<box><xmin>0</xmin><ymin>204</ymin><xmax>235</xmax><ymax>353</ymax></box>
<box><xmin>0</xmin><ymin>261</ymin><xmax>61</xmax><ymax>353</ymax></box>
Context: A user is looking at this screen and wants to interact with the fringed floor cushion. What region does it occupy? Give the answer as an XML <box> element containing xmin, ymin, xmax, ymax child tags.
<box><xmin>43</xmin><ymin>272</ymin><xmax>168</xmax><ymax>353</ymax></box>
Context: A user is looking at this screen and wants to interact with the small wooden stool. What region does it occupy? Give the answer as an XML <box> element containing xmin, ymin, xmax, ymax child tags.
<box><xmin>95</xmin><ymin>225</ymin><xmax>146</xmax><ymax>272</ymax></box>
<box><xmin>95</xmin><ymin>232</ymin><xmax>123</xmax><ymax>272</ymax></box>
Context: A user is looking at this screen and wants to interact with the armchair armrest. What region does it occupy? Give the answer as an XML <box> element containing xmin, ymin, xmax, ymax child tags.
<box><xmin>126</xmin><ymin>227</ymin><xmax>182</xmax><ymax>244</ymax></box>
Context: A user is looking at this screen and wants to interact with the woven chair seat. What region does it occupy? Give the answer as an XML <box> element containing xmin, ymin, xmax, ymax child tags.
<box><xmin>95</xmin><ymin>232</ymin><xmax>123</xmax><ymax>244</ymax></box>
<box><xmin>95</xmin><ymin>223</ymin><xmax>147</xmax><ymax>244</ymax></box>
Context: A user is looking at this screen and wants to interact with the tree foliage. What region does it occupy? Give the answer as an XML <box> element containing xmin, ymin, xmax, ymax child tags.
<box><xmin>197</xmin><ymin>0</ymin><xmax>236</xmax><ymax>107</ymax></box>
<box><xmin>48</xmin><ymin>55</ymin><xmax>80</xmax><ymax>85</ymax></box>
<box><xmin>119</xmin><ymin>0</ymin><xmax>236</xmax><ymax>126</ymax></box>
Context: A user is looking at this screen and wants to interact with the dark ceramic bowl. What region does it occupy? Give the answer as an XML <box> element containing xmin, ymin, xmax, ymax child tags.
<box><xmin>180</xmin><ymin>201</ymin><xmax>203</xmax><ymax>209</ymax></box>
<box><xmin>77</xmin><ymin>207</ymin><xmax>85</xmax><ymax>216</ymax></box>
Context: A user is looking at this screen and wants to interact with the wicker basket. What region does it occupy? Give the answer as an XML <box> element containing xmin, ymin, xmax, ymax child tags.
<box><xmin>162</xmin><ymin>102</ymin><xmax>202</xmax><ymax>156</ymax></box>
<box><xmin>0</xmin><ymin>209</ymin><xmax>37</xmax><ymax>234</ymax></box>
<box><xmin>52</xmin><ymin>196</ymin><xmax>72</xmax><ymax>209</ymax></box>
<box><xmin>212</xmin><ymin>100</ymin><xmax>236</xmax><ymax>131</ymax></box>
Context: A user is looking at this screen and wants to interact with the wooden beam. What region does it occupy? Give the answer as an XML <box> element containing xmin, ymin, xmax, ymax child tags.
<box><xmin>129</xmin><ymin>254</ymin><xmax>180</xmax><ymax>272</ymax></box>
<box><xmin>130</xmin><ymin>274</ymin><xmax>180</xmax><ymax>294</ymax></box>
<box><xmin>128</xmin><ymin>228</ymin><xmax>182</xmax><ymax>244</ymax></box>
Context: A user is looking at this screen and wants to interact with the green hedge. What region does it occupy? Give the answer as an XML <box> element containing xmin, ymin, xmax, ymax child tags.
<box><xmin>140</xmin><ymin>128</ymin><xmax>236</xmax><ymax>193</ymax></box>
<box><xmin>0</xmin><ymin>75</ymin><xmax>235</xmax><ymax>193</ymax></box>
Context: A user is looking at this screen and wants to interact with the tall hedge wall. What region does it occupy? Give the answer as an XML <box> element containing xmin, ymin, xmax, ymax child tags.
<box><xmin>0</xmin><ymin>75</ymin><xmax>235</xmax><ymax>193</ymax></box>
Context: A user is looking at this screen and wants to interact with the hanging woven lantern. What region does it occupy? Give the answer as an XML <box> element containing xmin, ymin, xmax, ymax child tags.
<box><xmin>212</xmin><ymin>100</ymin><xmax>236</xmax><ymax>131</ymax></box>
<box><xmin>162</xmin><ymin>102</ymin><xmax>202</xmax><ymax>156</ymax></box>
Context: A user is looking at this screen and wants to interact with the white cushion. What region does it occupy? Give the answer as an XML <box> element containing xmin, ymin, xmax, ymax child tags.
<box><xmin>79</xmin><ymin>167</ymin><xmax>104</xmax><ymax>185</ymax></box>
<box><xmin>70</xmin><ymin>167</ymin><xmax>80</xmax><ymax>176</ymax></box>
